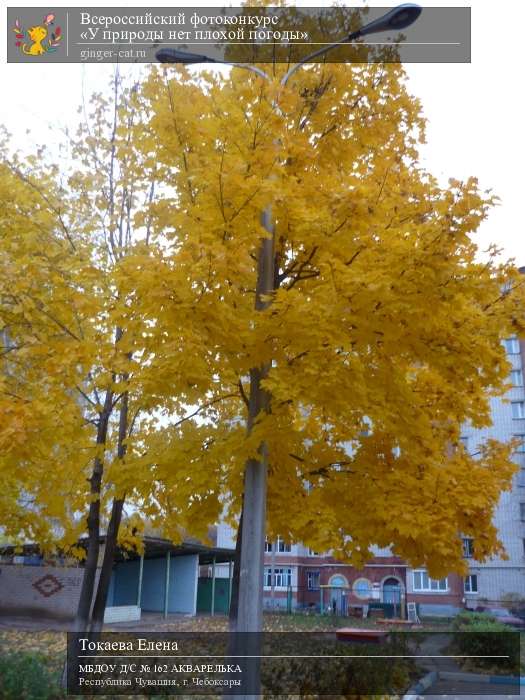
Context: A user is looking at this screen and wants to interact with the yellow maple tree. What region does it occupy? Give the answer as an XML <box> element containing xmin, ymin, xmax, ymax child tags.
<box><xmin>0</xmin><ymin>76</ymin><xmax>230</xmax><ymax>632</ymax></box>
<box><xmin>135</xmin><ymin>57</ymin><xmax>525</xmax><ymax>629</ymax></box>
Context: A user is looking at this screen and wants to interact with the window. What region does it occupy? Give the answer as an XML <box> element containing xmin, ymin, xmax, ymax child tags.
<box><xmin>276</xmin><ymin>536</ymin><xmax>291</xmax><ymax>553</ymax></box>
<box><xmin>308</xmin><ymin>548</ymin><xmax>319</xmax><ymax>556</ymax></box>
<box><xmin>522</xmin><ymin>539</ymin><xmax>525</xmax><ymax>557</ymax></box>
<box><xmin>459</xmin><ymin>436</ymin><xmax>469</xmax><ymax>450</ymax></box>
<box><xmin>505</xmin><ymin>337</ymin><xmax>520</xmax><ymax>354</ymax></box>
<box><xmin>273</xmin><ymin>568</ymin><xmax>292</xmax><ymax>588</ymax></box>
<box><xmin>329</xmin><ymin>574</ymin><xmax>347</xmax><ymax>588</ymax></box>
<box><xmin>518</xmin><ymin>470</ymin><xmax>525</xmax><ymax>487</ymax></box>
<box><xmin>462</xmin><ymin>538</ymin><xmax>474</xmax><ymax>558</ymax></box>
<box><xmin>264</xmin><ymin>567</ymin><xmax>292</xmax><ymax>588</ymax></box>
<box><xmin>307</xmin><ymin>571</ymin><xmax>320</xmax><ymax>591</ymax></box>
<box><xmin>353</xmin><ymin>578</ymin><xmax>372</xmax><ymax>599</ymax></box>
<box><xmin>514</xmin><ymin>435</ymin><xmax>525</xmax><ymax>453</ymax></box>
<box><xmin>512</xmin><ymin>402</ymin><xmax>525</xmax><ymax>419</ymax></box>
<box><xmin>511</xmin><ymin>369</ymin><xmax>524</xmax><ymax>387</ymax></box>
<box><xmin>264</xmin><ymin>538</ymin><xmax>272</xmax><ymax>553</ymax></box>
<box><xmin>464</xmin><ymin>575</ymin><xmax>478</xmax><ymax>594</ymax></box>
<box><xmin>412</xmin><ymin>570</ymin><xmax>448</xmax><ymax>592</ymax></box>
<box><xmin>520</xmin><ymin>503</ymin><xmax>525</xmax><ymax>521</ymax></box>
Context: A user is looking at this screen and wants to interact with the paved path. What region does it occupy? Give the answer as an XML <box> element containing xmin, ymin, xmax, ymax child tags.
<box><xmin>423</xmin><ymin>678</ymin><xmax>520</xmax><ymax>696</ymax></box>
<box><xmin>415</xmin><ymin>632</ymin><xmax>463</xmax><ymax>674</ymax></box>
<box><xmin>414</xmin><ymin>632</ymin><xmax>521</xmax><ymax>698</ymax></box>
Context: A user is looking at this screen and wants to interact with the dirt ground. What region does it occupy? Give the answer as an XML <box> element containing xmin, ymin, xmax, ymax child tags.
<box><xmin>0</xmin><ymin>610</ymin><xmax>364</xmax><ymax>632</ymax></box>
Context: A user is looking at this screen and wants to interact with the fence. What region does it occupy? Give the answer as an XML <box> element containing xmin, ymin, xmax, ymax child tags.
<box><xmin>262</xmin><ymin>585</ymin><xmax>405</xmax><ymax>617</ymax></box>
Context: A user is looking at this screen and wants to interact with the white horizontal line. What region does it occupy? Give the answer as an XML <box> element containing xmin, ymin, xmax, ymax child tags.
<box><xmin>73</xmin><ymin>42</ymin><xmax>461</xmax><ymax>46</ymax></box>
<box><xmin>77</xmin><ymin>655</ymin><xmax>509</xmax><ymax>659</ymax></box>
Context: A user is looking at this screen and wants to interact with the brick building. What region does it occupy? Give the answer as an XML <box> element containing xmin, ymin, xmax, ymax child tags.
<box><xmin>215</xmin><ymin>523</ymin><xmax>464</xmax><ymax>616</ymax></box>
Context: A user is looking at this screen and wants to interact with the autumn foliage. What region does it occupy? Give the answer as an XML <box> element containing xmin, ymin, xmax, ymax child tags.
<box><xmin>0</xmin><ymin>58</ymin><xmax>524</xmax><ymax>590</ymax></box>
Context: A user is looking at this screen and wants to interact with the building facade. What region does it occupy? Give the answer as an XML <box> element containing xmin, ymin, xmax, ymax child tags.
<box><xmin>216</xmin><ymin>523</ymin><xmax>464</xmax><ymax>616</ymax></box>
<box><xmin>460</xmin><ymin>333</ymin><xmax>525</xmax><ymax>609</ymax></box>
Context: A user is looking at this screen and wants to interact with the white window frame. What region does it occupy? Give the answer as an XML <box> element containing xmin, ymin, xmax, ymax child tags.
<box><xmin>274</xmin><ymin>567</ymin><xmax>292</xmax><ymax>588</ymax></box>
<box><xmin>307</xmin><ymin>570</ymin><xmax>320</xmax><ymax>591</ymax></box>
<box><xmin>412</xmin><ymin>570</ymin><xmax>448</xmax><ymax>593</ymax></box>
<box><xmin>263</xmin><ymin>567</ymin><xmax>292</xmax><ymax>589</ymax></box>
<box><xmin>505</xmin><ymin>337</ymin><xmax>521</xmax><ymax>354</ymax></box>
<box><xmin>307</xmin><ymin>548</ymin><xmax>319</xmax><ymax>556</ymax></box>
<box><xmin>462</xmin><ymin>537</ymin><xmax>474</xmax><ymax>558</ymax></box>
<box><xmin>511</xmin><ymin>369</ymin><xmax>524</xmax><ymax>387</ymax></box>
<box><xmin>276</xmin><ymin>536</ymin><xmax>291</xmax><ymax>553</ymax></box>
<box><xmin>512</xmin><ymin>402</ymin><xmax>525</xmax><ymax>420</ymax></box>
<box><xmin>464</xmin><ymin>574</ymin><xmax>478</xmax><ymax>594</ymax></box>
<box><xmin>264</xmin><ymin>538</ymin><xmax>272</xmax><ymax>553</ymax></box>
<box><xmin>329</xmin><ymin>574</ymin><xmax>348</xmax><ymax>588</ymax></box>
<box><xmin>514</xmin><ymin>435</ymin><xmax>525</xmax><ymax>453</ymax></box>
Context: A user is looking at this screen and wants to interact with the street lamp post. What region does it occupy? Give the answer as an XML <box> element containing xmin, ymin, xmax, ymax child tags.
<box><xmin>156</xmin><ymin>0</ymin><xmax>421</xmax><ymax>667</ymax></box>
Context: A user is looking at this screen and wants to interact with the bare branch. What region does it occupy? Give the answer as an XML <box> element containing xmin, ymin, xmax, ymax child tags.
<box><xmin>238</xmin><ymin>380</ymin><xmax>250</xmax><ymax>409</ymax></box>
<box><xmin>75</xmin><ymin>385</ymin><xmax>98</xmax><ymax>408</ymax></box>
<box><xmin>173</xmin><ymin>392</ymin><xmax>239</xmax><ymax>428</ymax></box>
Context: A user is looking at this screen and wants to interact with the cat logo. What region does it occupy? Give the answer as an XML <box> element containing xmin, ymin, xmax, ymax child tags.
<box><xmin>13</xmin><ymin>14</ymin><xmax>62</xmax><ymax>56</ymax></box>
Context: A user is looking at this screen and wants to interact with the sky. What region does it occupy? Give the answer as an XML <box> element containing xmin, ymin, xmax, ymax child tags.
<box><xmin>1</xmin><ymin>0</ymin><xmax>523</xmax><ymax>265</ymax></box>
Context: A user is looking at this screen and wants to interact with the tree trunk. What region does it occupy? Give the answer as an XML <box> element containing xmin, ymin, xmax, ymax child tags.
<box><xmin>227</xmin><ymin>213</ymin><xmax>274</xmax><ymax>700</ymax></box>
<box><xmin>90</xmin><ymin>390</ymin><xmax>129</xmax><ymax>633</ymax></box>
<box><xmin>64</xmin><ymin>388</ymin><xmax>113</xmax><ymax>691</ymax></box>
<box><xmin>73</xmin><ymin>388</ymin><xmax>113</xmax><ymax>633</ymax></box>
<box><xmin>236</xmin><ymin>403</ymin><xmax>269</xmax><ymax>633</ymax></box>
<box><xmin>228</xmin><ymin>505</ymin><xmax>243</xmax><ymax>627</ymax></box>
<box><xmin>89</xmin><ymin>497</ymin><xmax>124</xmax><ymax>632</ymax></box>
<box><xmin>235</xmin><ymin>213</ymin><xmax>274</xmax><ymax>636</ymax></box>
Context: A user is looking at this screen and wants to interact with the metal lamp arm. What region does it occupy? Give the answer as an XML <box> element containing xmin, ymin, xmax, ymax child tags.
<box><xmin>223</xmin><ymin>62</ymin><xmax>270</xmax><ymax>82</ymax></box>
<box><xmin>281</xmin><ymin>32</ymin><xmax>360</xmax><ymax>87</ymax></box>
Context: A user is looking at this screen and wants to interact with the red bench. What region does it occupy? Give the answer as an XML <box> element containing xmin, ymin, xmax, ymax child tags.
<box><xmin>336</xmin><ymin>627</ymin><xmax>389</xmax><ymax>643</ymax></box>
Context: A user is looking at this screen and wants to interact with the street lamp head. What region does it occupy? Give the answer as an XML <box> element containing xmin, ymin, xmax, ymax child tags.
<box><xmin>155</xmin><ymin>48</ymin><xmax>217</xmax><ymax>64</ymax></box>
<box><xmin>349</xmin><ymin>4</ymin><xmax>422</xmax><ymax>40</ymax></box>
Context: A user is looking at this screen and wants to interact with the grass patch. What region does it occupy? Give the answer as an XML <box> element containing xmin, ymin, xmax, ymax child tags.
<box><xmin>0</xmin><ymin>650</ymin><xmax>61</xmax><ymax>699</ymax></box>
<box><xmin>450</xmin><ymin>611</ymin><xmax>520</xmax><ymax>675</ymax></box>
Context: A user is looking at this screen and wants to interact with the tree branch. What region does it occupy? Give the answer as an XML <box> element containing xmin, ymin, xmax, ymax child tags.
<box><xmin>238</xmin><ymin>380</ymin><xmax>250</xmax><ymax>409</ymax></box>
<box><xmin>75</xmin><ymin>386</ymin><xmax>98</xmax><ymax>408</ymax></box>
<box><xmin>173</xmin><ymin>392</ymin><xmax>240</xmax><ymax>428</ymax></box>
